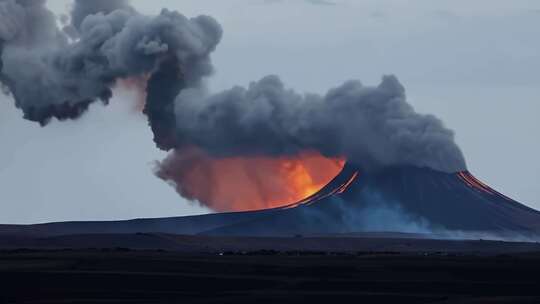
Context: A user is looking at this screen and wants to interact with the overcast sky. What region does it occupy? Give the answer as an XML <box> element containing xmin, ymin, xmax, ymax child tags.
<box><xmin>0</xmin><ymin>0</ymin><xmax>539</xmax><ymax>224</ymax></box>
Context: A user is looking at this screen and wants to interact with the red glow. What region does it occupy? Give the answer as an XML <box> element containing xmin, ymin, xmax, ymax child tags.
<box><xmin>458</xmin><ymin>172</ymin><xmax>495</xmax><ymax>195</ymax></box>
<box><xmin>338</xmin><ymin>172</ymin><xmax>360</xmax><ymax>194</ymax></box>
<box><xmin>457</xmin><ymin>171</ymin><xmax>518</xmax><ymax>203</ymax></box>
<box><xmin>157</xmin><ymin>148</ymin><xmax>346</xmax><ymax>212</ymax></box>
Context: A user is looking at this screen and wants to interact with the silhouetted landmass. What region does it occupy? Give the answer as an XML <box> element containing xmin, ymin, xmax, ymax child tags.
<box><xmin>2</xmin><ymin>165</ymin><xmax>540</xmax><ymax>239</ymax></box>
<box><xmin>2</xmin><ymin>165</ymin><xmax>540</xmax><ymax>302</ymax></box>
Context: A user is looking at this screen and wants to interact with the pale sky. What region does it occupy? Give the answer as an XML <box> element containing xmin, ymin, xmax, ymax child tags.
<box><xmin>0</xmin><ymin>0</ymin><xmax>539</xmax><ymax>224</ymax></box>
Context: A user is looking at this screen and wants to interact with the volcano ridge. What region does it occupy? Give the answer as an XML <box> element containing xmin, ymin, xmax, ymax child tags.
<box><xmin>1</xmin><ymin>163</ymin><xmax>539</xmax><ymax>239</ymax></box>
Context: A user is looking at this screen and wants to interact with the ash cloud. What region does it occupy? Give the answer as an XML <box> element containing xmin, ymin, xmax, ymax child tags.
<box><xmin>167</xmin><ymin>75</ymin><xmax>466</xmax><ymax>173</ymax></box>
<box><xmin>0</xmin><ymin>0</ymin><xmax>221</xmax><ymax>125</ymax></box>
<box><xmin>145</xmin><ymin>56</ymin><xmax>184</xmax><ymax>150</ymax></box>
<box><xmin>70</xmin><ymin>0</ymin><xmax>135</xmax><ymax>32</ymax></box>
<box><xmin>1</xmin><ymin>0</ymin><xmax>466</xmax><ymax>178</ymax></box>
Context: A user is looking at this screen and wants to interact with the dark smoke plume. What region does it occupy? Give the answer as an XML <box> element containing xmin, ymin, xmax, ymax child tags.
<box><xmin>161</xmin><ymin>75</ymin><xmax>466</xmax><ymax>173</ymax></box>
<box><xmin>1</xmin><ymin>0</ymin><xmax>467</xmax><ymax>198</ymax></box>
<box><xmin>0</xmin><ymin>0</ymin><xmax>222</xmax><ymax>125</ymax></box>
<box><xmin>144</xmin><ymin>57</ymin><xmax>184</xmax><ymax>151</ymax></box>
<box><xmin>71</xmin><ymin>0</ymin><xmax>135</xmax><ymax>32</ymax></box>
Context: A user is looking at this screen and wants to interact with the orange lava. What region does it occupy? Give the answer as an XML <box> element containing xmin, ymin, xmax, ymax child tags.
<box><xmin>338</xmin><ymin>172</ymin><xmax>360</xmax><ymax>194</ymax></box>
<box><xmin>458</xmin><ymin>171</ymin><xmax>517</xmax><ymax>202</ymax></box>
<box><xmin>458</xmin><ymin>171</ymin><xmax>495</xmax><ymax>195</ymax></box>
<box><xmin>157</xmin><ymin>148</ymin><xmax>346</xmax><ymax>212</ymax></box>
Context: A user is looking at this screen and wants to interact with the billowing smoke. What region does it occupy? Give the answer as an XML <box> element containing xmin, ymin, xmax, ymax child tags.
<box><xmin>70</xmin><ymin>0</ymin><xmax>135</xmax><ymax>32</ymax></box>
<box><xmin>1</xmin><ymin>0</ymin><xmax>467</xmax><ymax>211</ymax></box>
<box><xmin>0</xmin><ymin>0</ymin><xmax>221</xmax><ymax>125</ymax></box>
<box><xmin>144</xmin><ymin>56</ymin><xmax>184</xmax><ymax>150</ymax></box>
<box><xmin>168</xmin><ymin>75</ymin><xmax>466</xmax><ymax>173</ymax></box>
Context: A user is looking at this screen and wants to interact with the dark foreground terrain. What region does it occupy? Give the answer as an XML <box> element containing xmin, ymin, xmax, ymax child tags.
<box><xmin>1</xmin><ymin>235</ymin><xmax>540</xmax><ymax>303</ymax></box>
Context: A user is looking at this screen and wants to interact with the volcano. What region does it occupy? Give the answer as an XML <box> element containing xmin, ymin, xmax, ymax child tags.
<box><xmin>190</xmin><ymin>164</ymin><xmax>540</xmax><ymax>238</ymax></box>
<box><xmin>186</xmin><ymin>164</ymin><xmax>540</xmax><ymax>237</ymax></box>
<box><xmin>2</xmin><ymin>164</ymin><xmax>539</xmax><ymax>240</ymax></box>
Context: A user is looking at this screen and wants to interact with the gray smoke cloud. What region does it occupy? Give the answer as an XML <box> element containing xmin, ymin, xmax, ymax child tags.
<box><xmin>0</xmin><ymin>0</ymin><xmax>221</xmax><ymax>125</ymax></box>
<box><xmin>168</xmin><ymin>75</ymin><xmax>466</xmax><ymax>173</ymax></box>
<box><xmin>71</xmin><ymin>0</ymin><xmax>135</xmax><ymax>32</ymax></box>
<box><xmin>1</xmin><ymin>0</ymin><xmax>466</xmax><ymax>180</ymax></box>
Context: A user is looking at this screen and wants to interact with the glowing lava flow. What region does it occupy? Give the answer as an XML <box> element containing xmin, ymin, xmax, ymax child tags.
<box><xmin>156</xmin><ymin>148</ymin><xmax>346</xmax><ymax>212</ymax></box>
<box><xmin>457</xmin><ymin>171</ymin><xmax>518</xmax><ymax>203</ymax></box>
<box><xmin>284</xmin><ymin>170</ymin><xmax>360</xmax><ymax>209</ymax></box>
<box><xmin>337</xmin><ymin>172</ymin><xmax>360</xmax><ymax>194</ymax></box>
<box><xmin>458</xmin><ymin>172</ymin><xmax>495</xmax><ymax>195</ymax></box>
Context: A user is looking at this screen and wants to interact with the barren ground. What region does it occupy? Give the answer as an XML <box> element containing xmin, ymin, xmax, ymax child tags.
<box><xmin>1</xmin><ymin>234</ymin><xmax>540</xmax><ymax>303</ymax></box>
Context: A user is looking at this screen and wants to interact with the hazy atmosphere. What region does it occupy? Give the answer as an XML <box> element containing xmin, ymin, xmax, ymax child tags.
<box><xmin>1</xmin><ymin>0</ymin><xmax>539</xmax><ymax>224</ymax></box>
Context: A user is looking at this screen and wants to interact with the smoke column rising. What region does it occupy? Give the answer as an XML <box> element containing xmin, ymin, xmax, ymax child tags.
<box><xmin>169</xmin><ymin>75</ymin><xmax>466</xmax><ymax>173</ymax></box>
<box><xmin>0</xmin><ymin>0</ymin><xmax>467</xmax><ymax>211</ymax></box>
<box><xmin>0</xmin><ymin>0</ymin><xmax>221</xmax><ymax>125</ymax></box>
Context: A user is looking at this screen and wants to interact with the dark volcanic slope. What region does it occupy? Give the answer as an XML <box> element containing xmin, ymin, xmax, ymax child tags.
<box><xmin>202</xmin><ymin>166</ymin><xmax>540</xmax><ymax>237</ymax></box>
<box><xmin>355</xmin><ymin>167</ymin><xmax>540</xmax><ymax>233</ymax></box>
<box><xmin>0</xmin><ymin>210</ymin><xmax>274</xmax><ymax>237</ymax></box>
<box><xmin>0</xmin><ymin>163</ymin><xmax>360</xmax><ymax>237</ymax></box>
<box><xmin>1</xmin><ymin>164</ymin><xmax>539</xmax><ymax>238</ymax></box>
